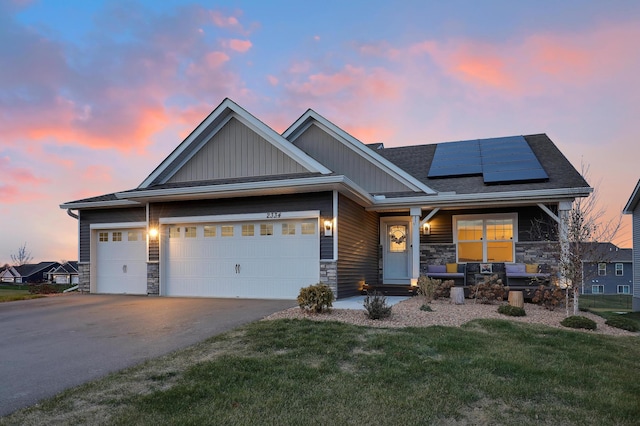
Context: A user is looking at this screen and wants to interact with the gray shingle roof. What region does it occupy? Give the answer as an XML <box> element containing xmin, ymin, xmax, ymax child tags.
<box><xmin>375</xmin><ymin>134</ymin><xmax>588</xmax><ymax>194</ymax></box>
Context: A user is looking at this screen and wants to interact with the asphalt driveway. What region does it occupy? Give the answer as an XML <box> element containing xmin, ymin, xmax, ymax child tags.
<box><xmin>0</xmin><ymin>294</ymin><xmax>295</xmax><ymax>417</ymax></box>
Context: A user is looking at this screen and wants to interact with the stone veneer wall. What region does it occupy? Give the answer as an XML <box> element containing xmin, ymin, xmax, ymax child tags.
<box><xmin>419</xmin><ymin>244</ymin><xmax>457</xmax><ymax>275</ymax></box>
<box><xmin>78</xmin><ymin>263</ymin><xmax>90</xmax><ymax>293</ymax></box>
<box><xmin>320</xmin><ymin>261</ymin><xmax>338</xmax><ymax>296</ymax></box>
<box><xmin>147</xmin><ymin>263</ymin><xmax>160</xmax><ymax>295</ymax></box>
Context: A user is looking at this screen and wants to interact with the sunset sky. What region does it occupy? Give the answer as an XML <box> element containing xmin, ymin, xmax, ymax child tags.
<box><xmin>1</xmin><ymin>0</ymin><xmax>639</xmax><ymax>263</ymax></box>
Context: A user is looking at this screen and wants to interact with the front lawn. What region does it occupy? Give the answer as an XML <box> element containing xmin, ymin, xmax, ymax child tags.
<box><xmin>3</xmin><ymin>318</ymin><xmax>639</xmax><ymax>425</ymax></box>
<box><xmin>0</xmin><ymin>287</ymin><xmax>44</xmax><ymax>303</ymax></box>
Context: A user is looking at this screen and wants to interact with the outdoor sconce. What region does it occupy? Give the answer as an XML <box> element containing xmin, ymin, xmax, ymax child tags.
<box><xmin>422</xmin><ymin>222</ymin><xmax>431</xmax><ymax>236</ymax></box>
<box><xmin>148</xmin><ymin>228</ymin><xmax>159</xmax><ymax>239</ymax></box>
<box><xmin>324</xmin><ymin>220</ymin><xmax>333</xmax><ymax>237</ymax></box>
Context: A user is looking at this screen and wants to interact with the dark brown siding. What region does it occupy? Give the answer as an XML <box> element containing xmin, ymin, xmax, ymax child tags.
<box><xmin>78</xmin><ymin>207</ymin><xmax>146</xmax><ymax>262</ymax></box>
<box><xmin>419</xmin><ymin>205</ymin><xmax>558</xmax><ymax>245</ymax></box>
<box><xmin>337</xmin><ymin>194</ymin><xmax>379</xmax><ymax>298</ymax></box>
<box><xmin>148</xmin><ymin>192</ymin><xmax>334</xmax><ymax>262</ymax></box>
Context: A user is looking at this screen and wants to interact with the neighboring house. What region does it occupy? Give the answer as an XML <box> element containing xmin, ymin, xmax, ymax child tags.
<box><xmin>60</xmin><ymin>98</ymin><xmax>591</xmax><ymax>300</ymax></box>
<box><xmin>49</xmin><ymin>261</ymin><xmax>79</xmax><ymax>284</ymax></box>
<box><xmin>623</xmin><ymin>179</ymin><xmax>640</xmax><ymax>311</ymax></box>
<box><xmin>2</xmin><ymin>262</ymin><xmax>61</xmax><ymax>284</ymax></box>
<box><xmin>581</xmin><ymin>243</ymin><xmax>633</xmax><ymax>295</ymax></box>
<box><xmin>0</xmin><ymin>266</ymin><xmax>20</xmax><ymax>283</ymax></box>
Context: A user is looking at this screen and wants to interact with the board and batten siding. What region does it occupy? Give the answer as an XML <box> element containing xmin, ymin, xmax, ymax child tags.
<box><xmin>292</xmin><ymin>123</ymin><xmax>412</xmax><ymax>194</ymax></box>
<box><xmin>633</xmin><ymin>205</ymin><xmax>640</xmax><ymax>310</ymax></box>
<box><xmin>148</xmin><ymin>192</ymin><xmax>334</xmax><ymax>262</ymax></box>
<box><xmin>336</xmin><ymin>194</ymin><xmax>379</xmax><ymax>298</ymax></box>
<box><xmin>78</xmin><ymin>207</ymin><xmax>147</xmax><ymax>262</ymax></box>
<box><xmin>167</xmin><ymin>117</ymin><xmax>308</xmax><ymax>183</ymax></box>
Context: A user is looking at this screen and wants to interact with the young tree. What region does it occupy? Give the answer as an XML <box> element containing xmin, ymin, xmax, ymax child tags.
<box><xmin>533</xmin><ymin>163</ymin><xmax>624</xmax><ymax>315</ymax></box>
<box><xmin>11</xmin><ymin>243</ymin><xmax>33</xmax><ymax>266</ymax></box>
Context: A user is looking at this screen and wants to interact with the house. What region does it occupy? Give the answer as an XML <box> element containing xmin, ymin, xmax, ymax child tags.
<box><xmin>49</xmin><ymin>261</ymin><xmax>79</xmax><ymax>285</ymax></box>
<box><xmin>623</xmin><ymin>179</ymin><xmax>640</xmax><ymax>311</ymax></box>
<box><xmin>0</xmin><ymin>266</ymin><xmax>20</xmax><ymax>283</ymax></box>
<box><xmin>60</xmin><ymin>98</ymin><xmax>591</xmax><ymax>300</ymax></box>
<box><xmin>581</xmin><ymin>243</ymin><xmax>633</xmax><ymax>295</ymax></box>
<box><xmin>1</xmin><ymin>262</ymin><xmax>61</xmax><ymax>284</ymax></box>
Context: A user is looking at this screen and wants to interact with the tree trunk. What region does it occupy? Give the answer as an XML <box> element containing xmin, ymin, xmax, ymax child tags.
<box><xmin>450</xmin><ymin>287</ymin><xmax>465</xmax><ymax>305</ymax></box>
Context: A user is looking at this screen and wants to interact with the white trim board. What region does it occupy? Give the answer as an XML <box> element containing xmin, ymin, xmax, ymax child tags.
<box><xmin>159</xmin><ymin>210</ymin><xmax>320</xmax><ymax>225</ymax></box>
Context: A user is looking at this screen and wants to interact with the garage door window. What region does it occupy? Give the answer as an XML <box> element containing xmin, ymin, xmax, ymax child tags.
<box><xmin>112</xmin><ymin>232</ymin><xmax>122</xmax><ymax>242</ymax></box>
<box><xmin>242</xmin><ymin>224</ymin><xmax>254</xmax><ymax>236</ymax></box>
<box><xmin>221</xmin><ymin>225</ymin><xmax>234</xmax><ymax>237</ymax></box>
<box><xmin>282</xmin><ymin>223</ymin><xmax>295</xmax><ymax>235</ymax></box>
<box><xmin>260</xmin><ymin>223</ymin><xmax>273</xmax><ymax>236</ymax></box>
<box><xmin>99</xmin><ymin>232</ymin><xmax>108</xmax><ymax>242</ymax></box>
<box><xmin>185</xmin><ymin>226</ymin><xmax>196</xmax><ymax>238</ymax></box>
<box><xmin>169</xmin><ymin>227</ymin><xmax>181</xmax><ymax>238</ymax></box>
<box><xmin>301</xmin><ymin>222</ymin><xmax>316</xmax><ymax>235</ymax></box>
<box><xmin>128</xmin><ymin>231</ymin><xmax>138</xmax><ymax>241</ymax></box>
<box><xmin>204</xmin><ymin>225</ymin><xmax>216</xmax><ymax>237</ymax></box>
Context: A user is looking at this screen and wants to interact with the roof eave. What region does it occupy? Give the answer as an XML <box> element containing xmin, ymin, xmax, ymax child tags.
<box><xmin>623</xmin><ymin>179</ymin><xmax>640</xmax><ymax>214</ymax></box>
<box><xmin>60</xmin><ymin>199</ymin><xmax>143</xmax><ymax>210</ymax></box>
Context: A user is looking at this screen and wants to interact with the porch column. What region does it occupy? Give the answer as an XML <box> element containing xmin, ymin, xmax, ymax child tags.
<box><xmin>410</xmin><ymin>207</ymin><xmax>421</xmax><ymax>286</ymax></box>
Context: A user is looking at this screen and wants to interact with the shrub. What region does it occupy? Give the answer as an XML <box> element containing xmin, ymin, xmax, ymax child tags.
<box><xmin>417</xmin><ymin>276</ymin><xmax>439</xmax><ymax>302</ymax></box>
<box><xmin>605</xmin><ymin>316</ymin><xmax>639</xmax><ymax>332</ymax></box>
<box><xmin>363</xmin><ymin>291</ymin><xmax>392</xmax><ymax>320</ymax></box>
<box><xmin>532</xmin><ymin>284</ymin><xmax>569</xmax><ymax>311</ymax></box>
<box><xmin>469</xmin><ymin>275</ymin><xmax>508</xmax><ymax>304</ymax></box>
<box><xmin>434</xmin><ymin>279</ymin><xmax>455</xmax><ymax>299</ymax></box>
<box><xmin>561</xmin><ymin>315</ymin><xmax>597</xmax><ymax>330</ymax></box>
<box><xmin>420</xmin><ymin>304</ymin><xmax>433</xmax><ymax>312</ymax></box>
<box><xmin>497</xmin><ymin>304</ymin><xmax>526</xmax><ymax>317</ymax></box>
<box><xmin>297</xmin><ymin>283</ymin><xmax>334</xmax><ymax>313</ymax></box>
<box><xmin>28</xmin><ymin>283</ymin><xmax>59</xmax><ymax>294</ymax></box>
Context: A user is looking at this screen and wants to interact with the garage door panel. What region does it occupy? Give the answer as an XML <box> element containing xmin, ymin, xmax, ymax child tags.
<box><xmin>163</xmin><ymin>220</ymin><xmax>319</xmax><ymax>299</ymax></box>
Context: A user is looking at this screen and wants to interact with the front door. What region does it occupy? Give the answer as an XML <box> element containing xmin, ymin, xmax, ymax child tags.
<box><xmin>382</xmin><ymin>219</ymin><xmax>411</xmax><ymax>284</ymax></box>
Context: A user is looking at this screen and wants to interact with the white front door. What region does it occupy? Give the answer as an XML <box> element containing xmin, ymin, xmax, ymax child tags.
<box><xmin>382</xmin><ymin>218</ymin><xmax>411</xmax><ymax>284</ymax></box>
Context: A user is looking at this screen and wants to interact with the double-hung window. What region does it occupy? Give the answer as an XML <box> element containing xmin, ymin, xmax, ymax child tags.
<box><xmin>615</xmin><ymin>263</ymin><xmax>623</xmax><ymax>276</ymax></box>
<box><xmin>454</xmin><ymin>214</ymin><xmax>516</xmax><ymax>263</ymax></box>
<box><xmin>598</xmin><ymin>263</ymin><xmax>607</xmax><ymax>276</ymax></box>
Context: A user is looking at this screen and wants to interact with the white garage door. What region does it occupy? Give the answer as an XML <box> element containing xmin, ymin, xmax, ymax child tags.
<box><xmin>162</xmin><ymin>220</ymin><xmax>319</xmax><ymax>299</ymax></box>
<box><xmin>95</xmin><ymin>229</ymin><xmax>147</xmax><ymax>294</ymax></box>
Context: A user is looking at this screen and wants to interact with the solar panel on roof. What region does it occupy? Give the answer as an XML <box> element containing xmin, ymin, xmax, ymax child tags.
<box><xmin>427</xmin><ymin>135</ymin><xmax>548</xmax><ymax>184</ymax></box>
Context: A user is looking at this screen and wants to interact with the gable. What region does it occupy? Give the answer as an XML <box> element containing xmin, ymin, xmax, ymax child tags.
<box><xmin>167</xmin><ymin>117</ymin><xmax>309</xmax><ymax>184</ymax></box>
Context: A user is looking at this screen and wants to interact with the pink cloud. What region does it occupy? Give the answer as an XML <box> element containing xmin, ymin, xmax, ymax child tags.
<box><xmin>210</xmin><ymin>10</ymin><xmax>241</xmax><ymax>29</ymax></box>
<box><xmin>225</xmin><ymin>39</ymin><xmax>252</xmax><ymax>53</ymax></box>
<box><xmin>267</xmin><ymin>75</ymin><xmax>279</xmax><ymax>86</ymax></box>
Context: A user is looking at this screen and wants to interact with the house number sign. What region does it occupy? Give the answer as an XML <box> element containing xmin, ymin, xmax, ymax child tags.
<box><xmin>266</xmin><ymin>212</ymin><xmax>281</xmax><ymax>218</ymax></box>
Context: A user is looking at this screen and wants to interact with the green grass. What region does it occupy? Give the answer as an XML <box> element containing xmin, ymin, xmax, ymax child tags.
<box><xmin>580</xmin><ymin>294</ymin><xmax>632</xmax><ymax>311</ymax></box>
<box><xmin>2</xmin><ymin>319</ymin><xmax>639</xmax><ymax>426</ymax></box>
<box><xmin>0</xmin><ymin>288</ymin><xmax>44</xmax><ymax>303</ymax></box>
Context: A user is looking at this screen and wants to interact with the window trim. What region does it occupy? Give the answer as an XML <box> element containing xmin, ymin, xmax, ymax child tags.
<box><xmin>598</xmin><ymin>263</ymin><xmax>607</xmax><ymax>276</ymax></box>
<box><xmin>592</xmin><ymin>284</ymin><xmax>604</xmax><ymax>294</ymax></box>
<box><xmin>615</xmin><ymin>263</ymin><xmax>623</xmax><ymax>276</ymax></box>
<box><xmin>617</xmin><ymin>285</ymin><xmax>630</xmax><ymax>294</ymax></box>
<box><xmin>453</xmin><ymin>213</ymin><xmax>517</xmax><ymax>263</ymax></box>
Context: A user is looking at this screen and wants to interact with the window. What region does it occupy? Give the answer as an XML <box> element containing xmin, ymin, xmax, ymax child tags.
<box><xmin>260</xmin><ymin>223</ymin><xmax>273</xmax><ymax>236</ymax></box>
<box><xmin>99</xmin><ymin>232</ymin><xmax>108</xmax><ymax>242</ymax></box>
<box><xmin>112</xmin><ymin>231</ymin><xmax>122</xmax><ymax>242</ymax></box>
<box><xmin>592</xmin><ymin>285</ymin><xmax>604</xmax><ymax>294</ymax></box>
<box><xmin>128</xmin><ymin>231</ymin><xmax>138</xmax><ymax>241</ymax></box>
<box><xmin>617</xmin><ymin>285</ymin><xmax>630</xmax><ymax>294</ymax></box>
<box><xmin>598</xmin><ymin>263</ymin><xmax>607</xmax><ymax>276</ymax></box>
<box><xmin>301</xmin><ymin>222</ymin><xmax>316</xmax><ymax>235</ymax></box>
<box><xmin>388</xmin><ymin>225</ymin><xmax>407</xmax><ymax>253</ymax></box>
<box><xmin>615</xmin><ymin>263</ymin><xmax>623</xmax><ymax>276</ymax></box>
<box><xmin>169</xmin><ymin>227</ymin><xmax>181</xmax><ymax>238</ymax></box>
<box><xmin>204</xmin><ymin>225</ymin><xmax>216</xmax><ymax>237</ymax></box>
<box><xmin>453</xmin><ymin>214</ymin><xmax>516</xmax><ymax>262</ymax></box>
<box><xmin>282</xmin><ymin>223</ymin><xmax>296</xmax><ymax>235</ymax></box>
<box><xmin>185</xmin><ymin>226</ymin><xmax>196</xmax><ymax>238</ymax></box>
<box><xmin>221</xmin><ymin>225</ymin><xmax>234</xmax><ymax>237</ymax></box>
<box><xmin>242</xmin><ymin>224</ymin><xmax>254</xmax><ymax>236</ymax></box>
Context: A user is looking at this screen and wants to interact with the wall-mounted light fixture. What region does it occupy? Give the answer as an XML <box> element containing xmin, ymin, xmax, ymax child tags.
<box><xmin>422</xmin><ymin>222</ymin><xmax>431</xmax><ymax>236</ymax></box>
<box><xmin>324</xmin><ymin>220</ymin><xmax>333</xmax><ymax>237</ymax></box>
<box><xmin>148</xmin><ymin>228</ymin><xmax>159</xmax><ymax>239</ymax></box>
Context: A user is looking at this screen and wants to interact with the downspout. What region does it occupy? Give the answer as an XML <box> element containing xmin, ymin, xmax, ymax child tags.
<box><xmin>67</xmin><ymin>209</ymin><xmax>79</xmax><ymax>220</ymax></box>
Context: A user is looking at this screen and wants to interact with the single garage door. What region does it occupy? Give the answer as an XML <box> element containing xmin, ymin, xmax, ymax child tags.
<box><xmin>95</xmin><ymin>229</ymin><xmax>147</xmax><ymax>294</ymax></box>
<box><xmin>162</xmin><ymin>220</ymin><xmax>320</xmax><ymax>299</ymax></box>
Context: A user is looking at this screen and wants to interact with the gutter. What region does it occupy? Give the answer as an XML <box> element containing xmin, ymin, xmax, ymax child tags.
<box><xmin>66</xmin><ymin>209</ymin><xmax>79</xmax><ymax>219</ymax></box>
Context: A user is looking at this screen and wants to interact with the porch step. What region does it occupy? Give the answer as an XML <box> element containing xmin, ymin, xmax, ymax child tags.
<box><xmin>361</xmin><ymin>284</ymin><xmax>417</xmax><ymax>297</ymax></box>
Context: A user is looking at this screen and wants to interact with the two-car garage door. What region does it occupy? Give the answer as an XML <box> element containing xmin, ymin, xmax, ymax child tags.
<box><xmin>162</xmin><ymin>219</ymin><xmax>320</xmax><ymax>299</ymax></box>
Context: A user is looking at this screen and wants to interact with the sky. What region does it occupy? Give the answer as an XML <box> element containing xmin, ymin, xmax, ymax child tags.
<box><xmin>1</xmin><ymin>0</ymin><xmax>639</xmax><ymax>263</ymax></box>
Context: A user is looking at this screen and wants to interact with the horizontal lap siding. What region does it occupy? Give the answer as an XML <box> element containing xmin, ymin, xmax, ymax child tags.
<box><xmin>148</xmin><ymin>192</ymin><xmax>333</xmax><ymax>262</ymax></box>
<box><xmin>634</xmin><ymin>209</ymin><xmax>640</xmax><ymax>302</ymax></box>
<box><xmin>79</xmin><ymin>208</ymin><xmax>147</xmax><ymax>262</ymax></box>
<box><xmin>337</xmin><ymin>194</ymin><xmax>379</xmax><ymax>298</ymax></box>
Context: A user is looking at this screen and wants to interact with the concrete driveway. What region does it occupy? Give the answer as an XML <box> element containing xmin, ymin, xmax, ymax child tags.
<box><xmin>0</xmin><ymin>294</ymin><xmax>295</xmax><ymax>417</ymax></box>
